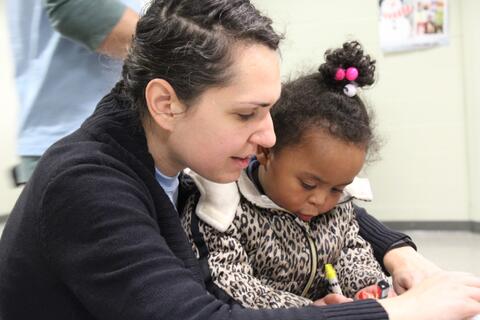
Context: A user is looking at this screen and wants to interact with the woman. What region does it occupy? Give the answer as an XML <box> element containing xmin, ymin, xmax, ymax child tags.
<box><xmin>0</xmin><ymin>1</ymin><xmax>479</xmax><ymax>319</ymax></box>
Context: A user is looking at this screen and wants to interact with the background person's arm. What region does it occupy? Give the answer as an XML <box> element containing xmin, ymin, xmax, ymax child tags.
<box><xmin>43</xmin><ymin>0</ymin><xmax>139</xmax><ymax>58</ymax></box>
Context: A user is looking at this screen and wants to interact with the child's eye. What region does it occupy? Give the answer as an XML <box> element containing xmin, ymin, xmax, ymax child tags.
<box><xmin>300</xmin><ymin>181</ymin><xmax>316</xmax><ymax>190</ymax></box>
<box><xmin>331</xmin><ymin>188</ymin><xmax>344</xmax><ymax>194</ymax></box>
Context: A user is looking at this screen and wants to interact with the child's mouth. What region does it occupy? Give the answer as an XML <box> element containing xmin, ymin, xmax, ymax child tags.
<box><xmin>296</xmin><ymin>213</ymin><xmax>313</xmax><ymax>222</ymax></box>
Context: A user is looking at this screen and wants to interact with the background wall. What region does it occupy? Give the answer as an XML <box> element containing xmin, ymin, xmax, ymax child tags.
<box><xmin>0</xmin><ymin>1</ymin><xmax>478</xmax><ymax>225</ymax></box>
<box><xmin>253</xmin><ymin>0</ymin><xmax>476</xmax><ymax>224</ymax></box>
<box><xmin>462</xmin><ymin>0</ymin><xmax>480</xmax><ymax>224</ymax></box>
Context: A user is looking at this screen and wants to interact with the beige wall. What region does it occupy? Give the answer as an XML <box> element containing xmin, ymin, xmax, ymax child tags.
<box><xmin>0</xmin><ymin>1</ymin><xmax>477</xmax><ymax>223</ymax></box>
<box><xmin>462</xmin><ymin>0</ymin><xmax>480</xmax><ymax>223</ymax></box>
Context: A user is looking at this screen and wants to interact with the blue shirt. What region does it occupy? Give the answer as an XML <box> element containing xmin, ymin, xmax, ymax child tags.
<box><xmin>6</xmin><ymin>0</ymin><xmax>141</xmax><ymax>156</ymax></box>
<box><xmin>155</xmin><ymin>168</ymin><xmax>180</xmax><ymax>207</ymax></box>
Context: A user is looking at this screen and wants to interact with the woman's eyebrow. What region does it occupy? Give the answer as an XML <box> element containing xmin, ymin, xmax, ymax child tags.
<box><xmin>238</xmin><ymin>101</ymin><xmax>271</xmax><ymax>108</ymax></box>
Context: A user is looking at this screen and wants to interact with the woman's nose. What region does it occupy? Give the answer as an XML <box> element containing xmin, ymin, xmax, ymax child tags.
<box><xmin>249</xmin><ymin>112</ymin><xmax>276</xmax><ymax>148</ymax></box>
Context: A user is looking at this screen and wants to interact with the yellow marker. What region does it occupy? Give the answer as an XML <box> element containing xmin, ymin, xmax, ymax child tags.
<box><xmin>325</xmin><ymin>263</ymin><xmax>343</xmax><ymax>295</ymax></box>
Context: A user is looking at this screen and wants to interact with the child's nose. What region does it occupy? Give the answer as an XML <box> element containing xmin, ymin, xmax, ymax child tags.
<box><xmin>309</xmin><ymin>191</ymin><xmax>328</xmax><ymax>208</ymax></box>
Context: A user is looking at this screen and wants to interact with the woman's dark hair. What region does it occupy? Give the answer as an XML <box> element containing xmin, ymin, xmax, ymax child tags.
<box><xmin>271</xmin><ymin>41</ymin><xmax>379</xmax><ymax>158</ymax></box>
<box><xmin>122</xmin><ymin>0</ymin><xmax>282</xmax><ymax>118</ymax></box>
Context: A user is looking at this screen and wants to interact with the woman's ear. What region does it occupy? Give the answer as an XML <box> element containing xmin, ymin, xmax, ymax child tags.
<box><xmin>256</xmin><ymin>146</ymin><xmax>273</xmax><ymax>169</ymax></box>
<box><xmin>145</xmin><ymin>79</ymin><xmax>186</xmax><ymax>131</ymax></box>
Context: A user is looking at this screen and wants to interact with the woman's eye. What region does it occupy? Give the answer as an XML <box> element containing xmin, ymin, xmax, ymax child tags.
<box><xmin>300</xmin><ymin>181</ymin><xmax>316</xmax><ymax>190</ymax></box>
<box><xmin>237</xmin><ymin>113</ymin><xmax>255</xmax><ymax>121</ymax></box>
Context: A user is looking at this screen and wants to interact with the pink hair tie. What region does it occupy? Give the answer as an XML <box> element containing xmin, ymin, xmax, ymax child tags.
<box><xmin>334</xmin><ymin>66</ymin><xmax>359</xmax><ymax>97</ymax></box>
<box><xmin>345</xmin><ymin>67</ymin><xmax>358</xmax><ymax>81</ymax></box>
<box><xmin>335</xmin><ymin>68</ymin><xmax>346</xmax><ymax>81</ymax></box>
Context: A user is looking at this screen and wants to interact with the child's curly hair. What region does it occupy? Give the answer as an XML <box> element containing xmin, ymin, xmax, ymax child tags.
<box><xmin>271</xmin><ymin>41</ymin><xmax>380</xmax><ymax>159</ymax></box>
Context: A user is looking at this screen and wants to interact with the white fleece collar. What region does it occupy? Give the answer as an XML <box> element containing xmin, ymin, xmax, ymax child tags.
<box><xmin>186</xmin><ymin>169</ymin><xmax>373</xmax><ymax>232</ymax></box>
<box><xmin>186</xmin><ymin>170</ymin><xmax>240</xmax><ymax>232</ymax></box>
<box><xmin>341</xmin><ymin>177</ymin><xmax>373</xmax><ymax>202</ymax></box>
<box><xmin>236</xmin><ymin>170</ymin><xmax>288</xmax><ymax>211</ymax></box>
<box><xmin>238</xmin><ymin>170</ymin><xmax>372</xmax><ymax>206</ymax></box>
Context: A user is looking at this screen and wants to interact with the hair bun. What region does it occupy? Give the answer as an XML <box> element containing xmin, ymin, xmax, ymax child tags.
<box><xmin>319</xmin><ymin>41</ymin><xmax>376</xmax><ymax>91</ymax></box>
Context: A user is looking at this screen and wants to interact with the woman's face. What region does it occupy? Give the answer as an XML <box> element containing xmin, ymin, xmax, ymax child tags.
<box><xmin>169</xmin><ymin>43</ymin><xmax>281</xmax><ymax>183</ymax></box>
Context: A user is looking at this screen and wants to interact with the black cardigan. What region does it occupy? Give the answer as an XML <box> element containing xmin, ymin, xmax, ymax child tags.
<box><xmin>0</xmin><ymin>87</ymin><xmax>408</xmax><ymax>319</ymax></box>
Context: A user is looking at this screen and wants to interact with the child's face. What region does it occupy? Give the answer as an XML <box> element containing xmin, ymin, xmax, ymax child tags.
<box><xmin>258</xmin><ymin>129</ymin><xmax>366</xmax><ymax>222</ymax></box>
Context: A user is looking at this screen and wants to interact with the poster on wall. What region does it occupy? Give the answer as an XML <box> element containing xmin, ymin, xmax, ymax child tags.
<box><xmin>379</xmin><ymin>0</ymin><xmax>448</xmax><ymax>52</ymax></box>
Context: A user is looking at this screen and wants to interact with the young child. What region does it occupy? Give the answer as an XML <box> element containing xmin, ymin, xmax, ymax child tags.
<box><xmin>181</xmin><ymin>41</ymin><xmax>388</xmax><ymax>309</ymax></box>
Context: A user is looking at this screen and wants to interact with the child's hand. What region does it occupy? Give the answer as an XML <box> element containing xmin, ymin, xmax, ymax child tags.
<box><xmin>355</xmin><ymin>283</ymin><xmax>397</xmax><ymax>300</ymax></box>
<box><xmin>312</xmin><ymin>293</ymin><xmax>352</xmax><ymax>306</ymax></box>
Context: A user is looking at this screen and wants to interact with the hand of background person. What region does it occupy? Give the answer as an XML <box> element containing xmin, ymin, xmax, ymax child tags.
<box><xmin>312</xmin><ymin>293</ymin><xmax>352</xmax><ymax>306</ymax></box>
<box><xmin>378</xmin><ymin>271</ymin><xmax>480</xmax><ymax>320</ymax></box>
<box><xmin>97</xmin><ymin>7</ymin><xmax>139</xmax><ymax>59</ymax></box>
<box><xmin>383</xmin><ymin>245</ymin><xmax>442</xmax><ymax>294</ymax></box>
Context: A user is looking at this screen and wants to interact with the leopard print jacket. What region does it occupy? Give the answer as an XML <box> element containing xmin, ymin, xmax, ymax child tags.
<box><xmin>180</xmin><ymin>170</ymin><xmax>387</xmax><ymax>309</ymax></box>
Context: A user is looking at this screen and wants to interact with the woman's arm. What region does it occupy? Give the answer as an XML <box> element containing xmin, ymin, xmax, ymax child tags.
<box><xmin>383</xmin><ymin>246</ymin><xmax>442</xmax><ymax>293</ymax></box>
<box><xmin>379</xmin><ymin>271</ymin><xmax>480</xmax><ymax>320</ymax></box>
<box><xmin>354</xmin><ymin>205</ymin><xmax>442</xmax><ymax>293</ymax></box>
<box><xmin>354</xmin><ymin>204</ymin><xmax>416</xmax><ymax>271</ymax></box>
<box><xmin>44</xmin><ymin>165</ymin><xmax>476</xmax><ymax>320</ymax></box>
<box><xmin>40</xmin><ymin>163</ymin><xmax>388</xmax><ymax>320</ymax></box>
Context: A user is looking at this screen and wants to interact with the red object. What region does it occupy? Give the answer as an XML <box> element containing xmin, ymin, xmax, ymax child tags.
<box><xmin>358</xmin><ymin>291</ymin><xmax>369</xmax><ymax>300</ymax></box>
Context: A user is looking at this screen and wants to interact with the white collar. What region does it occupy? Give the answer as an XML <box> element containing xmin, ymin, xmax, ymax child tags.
<box><xmin>185</xmin><ymin>169</ymin><xmax>373</xmax><ymax>232</ymax></box>
<box><xmin>185</xmin><ymin>169</ymin><xmax>240</xmax><ymax>232</ymax></box>
<box><xmin>237</xmin><ymin>171</ymin><xmax>373</xmax><ymax>207</ymax></box>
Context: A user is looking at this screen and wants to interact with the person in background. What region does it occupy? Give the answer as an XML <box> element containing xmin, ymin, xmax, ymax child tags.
<box><xmin>6</xmin><ymin>0</ymin><xmax>141</xmax><ymax>185</ymax></box>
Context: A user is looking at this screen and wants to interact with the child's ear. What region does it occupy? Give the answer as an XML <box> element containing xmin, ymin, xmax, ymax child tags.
<box><xmin>256</xmin><ymin>146</ymin><xmax>272</xmax><ymax>167</ymax></box>
<box><xmin>145</xmin><ymin>78</ymin><xmax>186</xmax><ymax>132</ymax></box>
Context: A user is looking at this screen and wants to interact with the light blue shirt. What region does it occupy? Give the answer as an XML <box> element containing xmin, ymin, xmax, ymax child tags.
<box><xmin>154</xmin><ymin>168</ymin><xmax>180</xmax><ymax>207</ymax></box>
<box><xmin>6</xmin><ymin>0</ymin><xmax>142</xmax><ymax>156</ymax></box>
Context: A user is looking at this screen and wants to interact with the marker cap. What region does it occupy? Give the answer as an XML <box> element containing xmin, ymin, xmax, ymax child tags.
<box><xmin>325</xmin><ymin>264</ymin><xmax>337</xmax><ymax>280</ymax></box>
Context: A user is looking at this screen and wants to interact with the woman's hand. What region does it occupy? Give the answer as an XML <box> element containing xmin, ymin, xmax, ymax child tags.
<box><xmin>379</xmin><ymin>271</ymin><xmax>480</xmax><ymax>320</ymax></box>
<box><xmin>383</xmin><ymin>246</ymin><xmax>442</xmax><ymax>294</ymax></box>
<box><xmin>312</xmin><ymin>293</ymin><xmax>352</xmax><ymax>306</ymax></box>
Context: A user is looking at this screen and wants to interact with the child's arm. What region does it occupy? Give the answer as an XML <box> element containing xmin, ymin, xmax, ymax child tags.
<box><xmin>200</xmin><ymin>219</ymin><xmax>314</xmax><ymax>309</ymax></box>
<box><xmin>333</xmin><ymin>204</ymin><xmax>388</xmax><ymax>298</ymax></box>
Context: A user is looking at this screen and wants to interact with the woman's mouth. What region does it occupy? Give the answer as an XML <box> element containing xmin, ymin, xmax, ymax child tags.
<box><xmin>232</xmin><ymin>156</ymin><xmax>251</xmax><ymax>169</ymax></box>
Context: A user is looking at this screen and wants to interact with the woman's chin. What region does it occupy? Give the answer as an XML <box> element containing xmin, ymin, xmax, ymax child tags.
<box><xmin>198</xmin><ymin>169</ymin><xmax>242</xmax><ymax>184</ymax></box>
